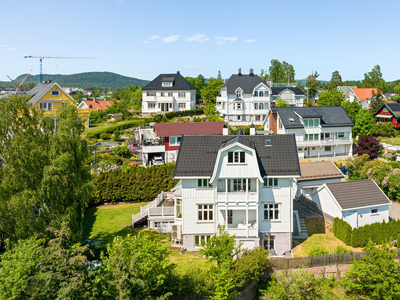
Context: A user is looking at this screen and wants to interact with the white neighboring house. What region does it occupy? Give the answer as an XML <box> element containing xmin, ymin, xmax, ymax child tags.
<box><xmin>311</xmin><ymin>179</ymin><xmax>391</xmax><ymax>229</ymax></box>
<box><xmin>345</xmin><ymin>87</ymin><xmax>386</xmax><ymax>110</ymax></box>
<box><xmin>266</xmin><ymin>106</ymin><xmax>354</xmax><ymax>159</ymax></box>
<box><xmin>270</xmin><ymin>86</ymin><xmax>305</xmax><ymax>107</ymax></box>
<box><xmin>142</xmin><ymin>71</ymin><xmax>196</xmax><ymax>114</ymax></box>
<box><xmin>293</xmin><ymin>162</ymin><xmax>345</xmax><ymax>198</ymax></box>
<box><xmin>216</xmin><ymin>68</ymin><xmax>272</xmax><ymax>126</ymax></box>
<box><xmin>172</xmin><ymin>131</ymin><xmax>301</xmax><ymax>255</ymax></box>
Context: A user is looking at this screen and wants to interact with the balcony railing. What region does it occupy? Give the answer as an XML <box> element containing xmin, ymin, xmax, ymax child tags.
<box><xmin>296</xmin><ymin>138</ymin><xmax>352</xmax><ymax>147</ymax></box>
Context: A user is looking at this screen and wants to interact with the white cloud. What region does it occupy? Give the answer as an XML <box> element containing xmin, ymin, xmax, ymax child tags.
<box><xmin>6</xmin><ymin>48</ymin><xmax>15</xmax><ymax>51</ymax></box>
<box><xmin>149</xmin><ymin>35</ymin><xmax>161</xmax><ymax>41</ymax></box>
<box><xmin>185</xmin><ymin>33</ymin><xmax>209</xmax><ymax>43</ymax></box>
<box><xmin>0</xmin><ymin>45</ymin><xmax>4</xmax><ymax>48</ymax></box>
<box><xmin>162</xmin><ymin>35</ymin><xmax>181</xmax><ymax>43</ymax></box>
<box><xmin>142</xmin><ymin>40</ymin><xmax>148</xmax><ymax>44</ymax></box>
<box><xmin>215</xmin><ymin>36</ymin><xmax>238</xmax><ymax>45</ymax></box>
<box><xmin>244</xmin><ymin>39</ymin><xmax>256</xmax><ymax>43</ymax></box>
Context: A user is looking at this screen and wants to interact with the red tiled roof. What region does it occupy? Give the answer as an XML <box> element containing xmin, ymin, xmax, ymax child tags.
<box><xmin>351</xmin><ymin>88</ymin><xmax>386</xmax><ymax>101</ymax></box>
<box><xmin>83</xmin><ymin>100</ymin><xmax>114</xmax><ymax>110</ymax></box>
<box><xmin>154</xmin><ymin>121</ymin><xmax>225</xmax><ymax>136</ymax></box>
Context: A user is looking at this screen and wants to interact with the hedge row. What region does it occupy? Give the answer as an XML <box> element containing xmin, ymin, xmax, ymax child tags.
<box><xmin>333</xmin><ymin>217</ymin><xmax>400</xmax><ymax>248</ymax></box>
<box><xmin>90</xmin><ymin>164</ymin><xmax>178</xmax><ymax>205</ymax></box>
<box><xmin>86</xmin><ymin>118</ymin><xmax>151</xmax><ymax>139</ymax></box>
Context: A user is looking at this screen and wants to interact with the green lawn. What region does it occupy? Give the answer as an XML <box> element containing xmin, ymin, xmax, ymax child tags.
<box><xmin>82</xmin><ymin>202</ymin><xmax>210</xmax><ymax>272</ymax></box>
<box><xmin>292</xmin><ymin>219</ymin><xmax>362</xmax><ymax>257</ymax></box>
<box><xmin>380</xmin><ymin>137</ymin><xmax>400</xmax><ymax>146</ymax></box>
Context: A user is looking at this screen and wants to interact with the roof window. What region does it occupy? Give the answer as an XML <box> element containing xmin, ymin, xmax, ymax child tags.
<box><xmin>265</xmin><ymin>139</ymin><xmax>272</xmax><ymax>146</ymax></box>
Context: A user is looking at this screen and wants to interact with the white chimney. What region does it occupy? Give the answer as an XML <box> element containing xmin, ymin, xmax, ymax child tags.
<box><xmin>223</xmin><ymin>124</ymin><xmax>229</xmax><ymax>135</ymax></box>
<box><xmin>250</xmin><ymin>127</ymin><xmax>255</xmax><ymax>135</ymax></box>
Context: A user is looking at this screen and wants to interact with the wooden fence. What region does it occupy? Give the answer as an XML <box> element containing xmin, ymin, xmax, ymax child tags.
<box><xmin>270</xmin><ymin>248</ymin><xmax>400</xmax><ymax>270</ymax></box>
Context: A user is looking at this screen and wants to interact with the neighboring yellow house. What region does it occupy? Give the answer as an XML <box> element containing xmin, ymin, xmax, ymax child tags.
<box><xmin>107</xmin><ymin>113</ymin><xmax>124</xmax><ymax>122</ymax></box>
<box><xmin>28</xmin><ymin>81</ymin><xmax>90</xmax><ymax>128</ymax></box>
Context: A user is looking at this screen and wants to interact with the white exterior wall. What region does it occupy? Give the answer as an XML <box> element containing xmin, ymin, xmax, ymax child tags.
<box><xmin>343</xmin><ymin>205</ymin><xmax>389</xmax><ymax>229</ymax></box>
<box><xmin>294</xmin><ymin>178</ymin><xmax>343</xmax><ymax>198</ymax></box>
<box><xmin>311</xmin><ymin>186</ymin><xmax>342</xmax><ymax>219</ymax></box>
<box><xmin>142</xmin><ymin>90</ymin><xmax>195</xmax><ymax>114</ymax></box>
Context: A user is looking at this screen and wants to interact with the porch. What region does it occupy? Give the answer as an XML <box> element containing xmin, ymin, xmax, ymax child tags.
<box><xmin>218</xmin><ymin>207</ymin><xmax>258</xmax><ymax>237</ymax></box>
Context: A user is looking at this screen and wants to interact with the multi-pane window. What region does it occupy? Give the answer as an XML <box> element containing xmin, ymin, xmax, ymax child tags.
<box><xmin>147</xmin><ymin>91</ymin><xmax>155</xmax><ymax>96</ymax></box>
<box><xmin>198</xmin><ymin>205</ymin><xmax>213</xmax><ymax>221</ymax></box>
<box><xmin>162</xmin><ymin>82</ymin><xmax>172</xmax><ymax>87</ymax></box>
<box><xmin>233</xmin><ymin>179</ymin><xmax>250</xmax><ymax>192</ymax></box>
<box><xmin>304</xmin><ymin>134</ymin><xmax>319</xmax><ymax>141</ymax></box>
<box><xmin>337</xmin><ymin>132</ymin><xmax>345</xmax><ymax>138</ymax></box>
<box><xmin>303</xmin><ymin>118</ymin><xmax>320</xmax><ymax>127</ymax></box>
<box><xmin>228</xmin><ymin>151</ymin><xmax>245</xmax><ymax>163</ymax></box>
<box><xmin>259</xmin><ymin>103</ymin><xmax>264</xmax><ymax>110</ymax></box>
<box><xmin>178</xmin><ymin>103</ymin><xmax>186</xmax><ymax>109</ymax></box>
<box><xmin>254</xmin><ymin>103</ymin><xmax>258</xmax><ymax>110</ymax></box>
<box><xmin>51</xmin><ymin>90</ymin><xmax>60</xmax><ymax>96</ymax></box>
<box><xmin>178</xmin><ymin>92</ymin><xmax>186</xmax><ymax>97</ymax></box>
<box><xmin>176</xmin><ymin>199</ymin><xmax>182</xmax><ymax>218</ymax></box>
<box><xmin>148</xmin><ymin>103</ymin><xmax>156</xmax><ymax>109</ymax></box>
<box><xmin>195</xmin><ymin>235</ymin><xmax>211</xmax><ymax>247</ymax></box>
<box><xmin>169</xmin><ymin>136</ymin><xmax>182</xmax><ymax>146</ymax></box>
<box><xmin>264</xmin><ymin>203</ymin><xmax>280</xmax><ymax>220</ymax></box>
<box><xmin>198</xmin><ymin>179</ymin><xmax>212</xmax><ymax>188</ymax></box>
<box><xmin>234</xmin><ymin>102</ymin><xmax>242</xmax><ymax>110</ymax></box>
<box><xmin>264</xmin><ymin>178</ymin><xmax>278</xmax><ymax>187</ymax></box>
<box><xmin>39</xmin><ymin>102</ymin><xmax>53</xmax><ymax>110</ymax></box>
<box><xmin>263</xmin><ymin>235</ymin><xmax>275</xmax><ymax>251</ymax></box>
<box><xmin>254</xmin><ymin>91</ymin><xmax>258</xmax><ymax>97</ymax></box>
<box><xmin>236</xmin><ymin>91</ymin><xmax>242</xmax><ymax>98</ymax></box>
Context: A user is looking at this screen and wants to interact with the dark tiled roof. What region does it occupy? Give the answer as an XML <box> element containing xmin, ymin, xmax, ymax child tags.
<box><xmin>325</xmin><ymin>179</ymin><xmax>391</xmax><ymax>210</ymax></box>
<box><xmin>222</xmin><ymin>74</ymin><xmax>266</xmax><ymax>94</ymax></box>
<box><xmin>271</xmin><ymin>87</ymin><xmax>305</xmax><ymax>96</ymax></box>
<box><xmin>271</xmin><ymin>107</ymin><xmax>354</xmax><ymax>129</ymax></box>
<box><xmin>385</xmin><ymin>103</ymin><xmax>400</xmax><ymax>118</ymax></box>
<box><xmin>142</xmin><ymin>72</ymin><xmax>195</xmax><ymax>91</ymax></box>
<box><xmin>173</xmin><ymin>134</ymin><xmax>300</xmax><ymax>178</ymax></box>
<box><xmin>154</xmin><ymin>122</ymin><xmax>225</xmax><ymax>136</ymax></box>
<box><xmin>297</xmin><ymin>162</ymin><xmax>344</xmax><ymax>182</ymax></box>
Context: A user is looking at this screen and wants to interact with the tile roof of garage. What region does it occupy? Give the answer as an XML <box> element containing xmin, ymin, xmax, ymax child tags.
<box><xmin>297</xmin><ymin>162</ymin><xmax>344</xmax><ymax>182</ymax></box>
<box><xmin>325</xmin><ymin>179</ymin><xmax>391</xmax><ymax>210</ymax></box>
<box><xmin>154</xmin><ymin>122</ymin><xmax>225</xmax><ymax>136</ymax></box>
<box><xmin>173</xmin><ymin>133</ymin><xmax>300</xmax><ymax>178</ymax></box>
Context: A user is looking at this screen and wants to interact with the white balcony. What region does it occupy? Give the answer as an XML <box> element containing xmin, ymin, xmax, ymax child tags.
<box><xmin>216</xmin><ymin>191</ymin><xmax>258</xmax><ymax>202</ymax></box>
<box><xmin>142</xmin><ymin>145</ymin><xmax>165</xmax><ymax>153</ymax></box>
<box><xmin>296</xmin><ymin>138</ymin><xmax>352</xmax><ymax>148</ymax></box>
<box><xmin>227</xmin><ymin>227</ymin><xmax>258</xmax><ymax>237</ymax></box>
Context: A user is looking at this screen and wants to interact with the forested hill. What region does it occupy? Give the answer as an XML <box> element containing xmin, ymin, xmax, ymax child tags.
<box><xmin>1</xmin><ymin>72</ymin><xmax>150</xmax><ymax>90</ymax></box>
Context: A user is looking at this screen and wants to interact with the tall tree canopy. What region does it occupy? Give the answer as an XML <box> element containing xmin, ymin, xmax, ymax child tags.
<box><xmin>316</xmin><ymin>89</ymin><xmax>345</xmax><ymax>106</ymax></box>
<box><xmin>0</xmin><ymin>95</ymin><xmax>92</xmax><ymax>244</ymax></box>
<box><xmin>341</xmin><ymin>100</ymin><xmax>362</xmax><ymax>123</ymax></box>
<box><xmin>353</xmin><ymin>109</ymin><xmax>375</xmax><ymax>137</ymax></box>
<box><xmin>306</xmin><ymin>71</ymin><xmax>320</xmax><ymax>101</ymax></box>
<box><xmin>362</xmin><ymin>65</ymin><xmax>387</xmax><ymax>93</ymax></box>
<box><xmin>329</xmin><ymin>70</ymin><xmax>343</xmax><ymax>90</ymax></box>
<box><xmin>263</xmin><ymin>59</ymin><xmax>295</xmax><ymax>83</ymax></box>
<box><xmin>185</xmin><ymin>74</ymin><xmax>206</xmax><ymax>102</ymax></box>
<box><xmin>200</xmin><ymin>77</ymin><xmax>224</xmax><ymax>113</ymax></box>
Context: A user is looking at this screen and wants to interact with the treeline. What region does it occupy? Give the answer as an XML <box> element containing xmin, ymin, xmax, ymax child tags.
<box><xmin>0</xmin><ymin>71</ymin><xmax>149</xmax><ymax>90</ymax></box>
<box><xmin>333</xmin><ymin>218</ymin><xmax>400</xmax><ymax>248</ymax></box>
<box><xmin>91</xmin><ymin>164</ymin><xmax>178</xmax><ymax>205</ymax></box>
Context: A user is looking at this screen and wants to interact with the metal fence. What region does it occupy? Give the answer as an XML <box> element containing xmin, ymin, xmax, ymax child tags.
<box><xmin>270</xmin><ymin>249</ymin><xmax>400</xmax><ymax>270</ymax></box>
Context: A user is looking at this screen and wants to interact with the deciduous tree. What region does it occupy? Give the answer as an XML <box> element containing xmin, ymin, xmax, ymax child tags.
<box><xmin>341</xmin><ymin>100</ymin><xmax>362</xmax><ymax>123</ymax></box>
<box><xmin>200</xmin><ymin>78</ymin><xmax>224</xmax><ymax>115</ymax></box>
<box><xmin>354</xmin><ymin>136</ymin><xmax>382</xmax><ymax>159</ymax></box>
<box><xmin>306</xmin><ymin>71</ymin><xmax>320</xmax><ymax>101</ymax></box>
<box><xmin>329</xmin><ymin>70</ymin><xmax>343</xmax><ymax>90</ymax></box>
<box><xmin>275</xmin><ymin>97</ymin><xmax>289</xmax><ymax>107</ymax></box>
<box><xmin>316</xmin><ymin>89</ymin><xmax>344</xmax><ymax>106</ymax></box>
<box><xmin>353</xmin><ymin>109</ymin><xmax>375</xmax><ymax>137</ymax></box>
<box><xmin>362</xmin><ymin>65</ymin><xmax>387</xmax><ymax>93</ymax></box>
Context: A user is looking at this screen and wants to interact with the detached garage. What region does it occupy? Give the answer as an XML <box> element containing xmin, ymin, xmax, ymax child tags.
<box><xmin>311</xmin><ymin>179</ymin><xmax>391</xmax><ymax>229</ymax></box>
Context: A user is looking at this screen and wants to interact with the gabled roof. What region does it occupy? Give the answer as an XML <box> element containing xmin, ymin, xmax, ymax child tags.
<box><xmin>297</xmin><ymin>162</ymin><xmax>344</xmax><ymax>182</ymax></box>
<box><xmin>173</xmin><ymin>134</ymin><xmax>300</xmax><ymax>178</ymax></box>
<box><xmin>350</xmin><ymin>88</ymin><xmax>385</xmax><ymax>101</ymax></box>
<box><xmin>271</xmin><ymin>87</ymin><xmax>305</xmax><ymax>96</ymax></box>
<box><xmin>80</xmin><ymin>100</ymin><xmax>114</xmax><ymax>110</ymax></box>
<box><xmin>271</xmin><ymin>106</ymin><xmax>354</xmax><ymax>128</ymax></box>
<box><xmin>154</xmin><ymin>122</ymin><xmax>225</xmax><ymax>136</ymax></box>
<box><xmin>337</xmin><ymin>86</ymin><xmax>357</xmax><ymax>94</ymax></box>
<box><xmin>376</xmin><ymin>102</ymin><xmax>400</xmax><ymax>118</ymax></box>
<box><xmin>222</xmin><ymin>74</ymin><xmax>266</xmax><ymax>94</ymax></box>
<box><xmin>142</xmin><ymin>72</ymin><xmax>195</xmax><ymax>91</ymax></box>
<box><xmin>324</xmin><ymin>179</ymin><xmax>391</xmax><ymax>210</ymax></box>
<box><xmin>27</xmin><ymin>82</ymin><xmax>70</xmax><ymax>104</ymax></box>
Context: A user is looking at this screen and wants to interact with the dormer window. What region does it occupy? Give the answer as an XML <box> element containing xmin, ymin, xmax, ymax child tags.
<box><xmin>228</xmin><ymin>151</ymin><xmax>245</xmax><ymax>163</ymax></box>
<box><xmin>303</xmin><ymin>118</ymin><xmax>320</xmax><ymax>127</ymax></box>
<box><xmin>236</xmin><ymin>88</ymin><xmax>243</xmax><ymax>98</ymax></box>
<box><xmin>259</xmin><ymin>91</ymin><xmax>264</xmax><ymax>97</ymax></box>
<box><xmin>161</xmin><ymin>77</ymin><xmax>174</xmax><ymax>87</ymax></box>
<box><xmin>254</xmin><ymin>91</ymin><xmax>258</xmax><ymax>97</ymax></box>
<box><xmin>162</xmin><ymin>82</ymin><xmax>172</xmax><ymax>87</ymax></box>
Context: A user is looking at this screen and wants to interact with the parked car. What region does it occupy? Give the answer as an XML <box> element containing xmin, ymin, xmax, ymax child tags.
<box><xmin>152</xmin><ymin>156</ymin><xmax>164</xmax><ymax>166</ymax></box>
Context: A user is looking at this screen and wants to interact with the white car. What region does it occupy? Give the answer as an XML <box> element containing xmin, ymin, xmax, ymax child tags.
<box><xmin>152</xmin><ymin>156</ymin><xmax>164</xmax><ymax>166</ymax></box>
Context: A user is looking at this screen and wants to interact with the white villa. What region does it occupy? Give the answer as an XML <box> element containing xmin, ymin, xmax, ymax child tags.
<box><xmin>142</xmin><ymin>71</ymin><xmax>196</xmax><ymax>114</ymax></box>
<box><xmin>216</xmin><ymin>68</ymin><xmax>271</xmax><ymax>126</ymax></box>
<box><xmin>266</xmin><ymin>106</ymin><xmax>354</xmax><ymax>158</ymax></box>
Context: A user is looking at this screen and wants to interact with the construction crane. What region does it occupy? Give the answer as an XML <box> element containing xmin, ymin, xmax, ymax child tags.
<box><xmin>24</xmin><ymin>55</ymin><xmax>96</xmax><ymax>83</ymax></box>
<box><xmin>7</xmin><ymin>70</ymin><xmax>32</xmax><ymax>93</ymax></box>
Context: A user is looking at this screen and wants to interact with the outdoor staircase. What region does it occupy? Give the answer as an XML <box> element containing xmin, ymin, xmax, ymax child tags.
<box><xmin>298</xmin><ymin>219</ymin><xmax>309</xmax><ymax>239</ymax></box>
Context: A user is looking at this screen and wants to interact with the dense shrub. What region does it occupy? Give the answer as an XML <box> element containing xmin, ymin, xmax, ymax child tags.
<box><xmin>99</xmin><ymin>132</ymin><xmax>111</xmax><ymax>140</ymax></box>
<box><xmin>90</xmin><ymin>164</ymin><xmax>178</xmax><ymax>205</ymax></box>
<box><xmin>354</xmin><ymin>136</ymin><xmax>383</xmax><ymax>159</ymax></box>
<box><xmin>307</xmin><ymin>245</ymin><xmax>329</xmax><ymax>256</ymax></box>
<box><xmin>334</xmin><ymin>245</ymin><xmax>352</xmax><ymax>254</ymax></box>
<box><xmin>86</xmin><ymin>118</ymin><xmax>151</xmax><ymax>139</ymax></box>
<box><xmin>151</xmin><ymin>109</ymin><xmax>204</xmax><ymax>123</ymax></box>
<box><xmin>334</xmin><ymin>217</ymin><xmax>400</xmax><ymax>248</ymax></box>
<box><xmin>372</xmin><ymin>122</ymin><xmax>397</xmax><ymax>137</ymax></box>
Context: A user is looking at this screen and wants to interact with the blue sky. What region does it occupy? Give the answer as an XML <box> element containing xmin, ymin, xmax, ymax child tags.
<box><xmin>1</xmin><ymin>0</ymin><xmax>400</xmax><ymax>82</ymax></box>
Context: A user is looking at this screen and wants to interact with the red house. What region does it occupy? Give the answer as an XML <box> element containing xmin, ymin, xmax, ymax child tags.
<box><xmin>375</xmin><ymin>102</ymin><xmax>400</xmax><ymax>129</ymax></box>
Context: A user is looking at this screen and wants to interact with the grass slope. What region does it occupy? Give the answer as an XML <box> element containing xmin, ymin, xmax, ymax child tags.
<box><xmin>82</xmin><ymin>203</ymin><xmax>210</xmax><ymax>272</ymax></box>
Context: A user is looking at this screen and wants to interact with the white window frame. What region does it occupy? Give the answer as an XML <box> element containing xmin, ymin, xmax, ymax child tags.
<box><xmin>228</xmin><ymin>151</ymin><xmax>245</xmax><ymax>163</ymax></box>
<box><xmin>371</xmin><ymin>208</ymin><xmax>378</xmax><ymax>214</ymax></box>
<box><xmin>169</xmin><ymin>136</ymin><xmax>182</xmax><ymax>146</ymax></box>
<box><xmin>259</xmin><ymin>91</ymin><xmax>264</xmax><ymax>97</ymax></box>
<box><xmin>178</xmin><ymin>92</ymin><xmax>186</xmax><ymax>98</ymax></box>
<box><xmin>325</xmin><ymin>146</ymin><xmax>332</xmax><ymax>152</ymax></box>
<box><xmin>263</xmin><ymin>235</ymin><xmax>275</xmax><ymax>251</ymax></box>
<box><xmin>176</xmin><ymin>199</ymin><xmax>182</xmax><ymax>219</ymax></box>
<box><xmin>197</xmin><ymin>204</ymin><xmax>213</xmax><ymax>221</ymax></box>
<box><xmin>39</xmin><ymin>102</ymin><xmax>53</xmax><ymax>110</ymax></box>
<box><xmin>178</xmin><ymin>103</ymin><xmax>186</xmax><ymax>109</ymax></box>
<box><xmin>263</xmin><ymin>178</ymin><xmax>278</xmax><ymax>187</ymax></box>
<box><xmin>195</xmin><ymin>235</ymin><xmax>212</xmax><ymax>247</ymax></box>
<box><xmin>148</xmin><ymin>103</ymin><xmax>156</xmax><ymax>109</ymax></box>
<box><xmin>198</xmin><ymin>179</ymin><xmax>212</xmax><ymax>188</ymax></box>
<box><xmin>162</xmin><ymin>82</ymin><xmax>172</xmax><ymax>87</ymax></box>
<box><xmin>263</xmin><ymin>203</ymin><xmax>280</xmax><ymax>220</ymax></box>
<box><xmin>147</xmin><ymin>91</ymin><xmax>156</xmax><ymax>96</ymax></box>
<box><xmin>231</xmin><ymin>178</ymin><xmax>250</xmax><ymax>192</ymax></box>
<box><xmin>51</xmin><ymin>90</ymin><xmax>60</xmax><ymax>96</ymax></box>
<box><xmin>168</xmin><ymin>92</ymin><xmax>173</xmax><ymax>97</ymax></box>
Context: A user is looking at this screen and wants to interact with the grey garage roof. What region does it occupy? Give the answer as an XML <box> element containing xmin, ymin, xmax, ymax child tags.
<box><xmin>222</xmin><ymin>74</ymin><xmax>266</xmax><ymax>94</ymax></box>
<box><xmin>325</xmin><ymin>179</ymin><xmax>391</xmax><ymax>210</ymax></box>
<box><xmin>173</xmin><ymin>133</ymin><xmax>301</xmax><ymax>178</ymax></box>
<box><xmin>297</xmin><ymin>162</ymin><xmax>344</xmax><ymax>182</ymax></box>
<box><xmin>271</xmin><ymin>106</ymin><xmax>354</xmax><ymax>129</ymax></box>
<box><xmin>142</xmin><ymin>72</ymin><xmax>195</xmax><ymax>91</ymax></box>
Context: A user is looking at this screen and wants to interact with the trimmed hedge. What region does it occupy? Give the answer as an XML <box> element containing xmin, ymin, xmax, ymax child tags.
<box><xmin>333</xmin><ymin>217</ymin><xmax>400</xmax><ymax>248</ymax></box>
<box><xmin>86</xmin><ymin>118</ymin><xmax>151</xmax><ymax>139</ymax></box>
<box><xmin>90</xmin><ymin>164</ymin><xmax>178</xmax><ymax>205</ymax></box>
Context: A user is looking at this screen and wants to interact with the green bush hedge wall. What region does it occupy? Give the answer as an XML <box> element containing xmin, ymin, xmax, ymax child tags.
<box><xmin>333</xmin><ymin>217</ymin><xmax>400</xmax><ymax>248</ymax></box>
<box><xmin>86</xmin><ymin>118</ymin><xmax>151</xmax><ymax>139</ymax></box>
<box><xmin>91</xmin><ymin>164</ymin><xmax>178</xmax><ymax>205</ymax></box>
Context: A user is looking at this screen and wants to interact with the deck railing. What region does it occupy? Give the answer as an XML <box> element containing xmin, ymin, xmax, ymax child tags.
<box><xmin>132</xmin><ymin>192</ymin><xmax>164</xmax><ymax>224</ymax></box>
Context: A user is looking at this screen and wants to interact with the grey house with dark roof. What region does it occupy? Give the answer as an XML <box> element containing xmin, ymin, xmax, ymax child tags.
<box><xmin>171</xmin><ymin>131</ymin><xmax>301</xmax><ymax>255</ymax></box>
<box><xmin>216</xmin><ymin>68</ymin><xmax>272</xmax><ymax>126</ymax></box>
<box><xmin>267</xmin><ymin>106</ymin><xmax>354</xmax><ymax>158</ymax></box>
<box><xmin>311</xmin><ymin>179</ymin><xmax>391</xmax><ymax>228</ymax></box>
<box><xmin>271</xmin><ymin>87</ymin><xmax>305</xmax><ymax>107</ymax></box>
<box><xmin>142</xmin><ymin>71</ymin><xmax>196</xmax><ymax>114</ymax></box>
